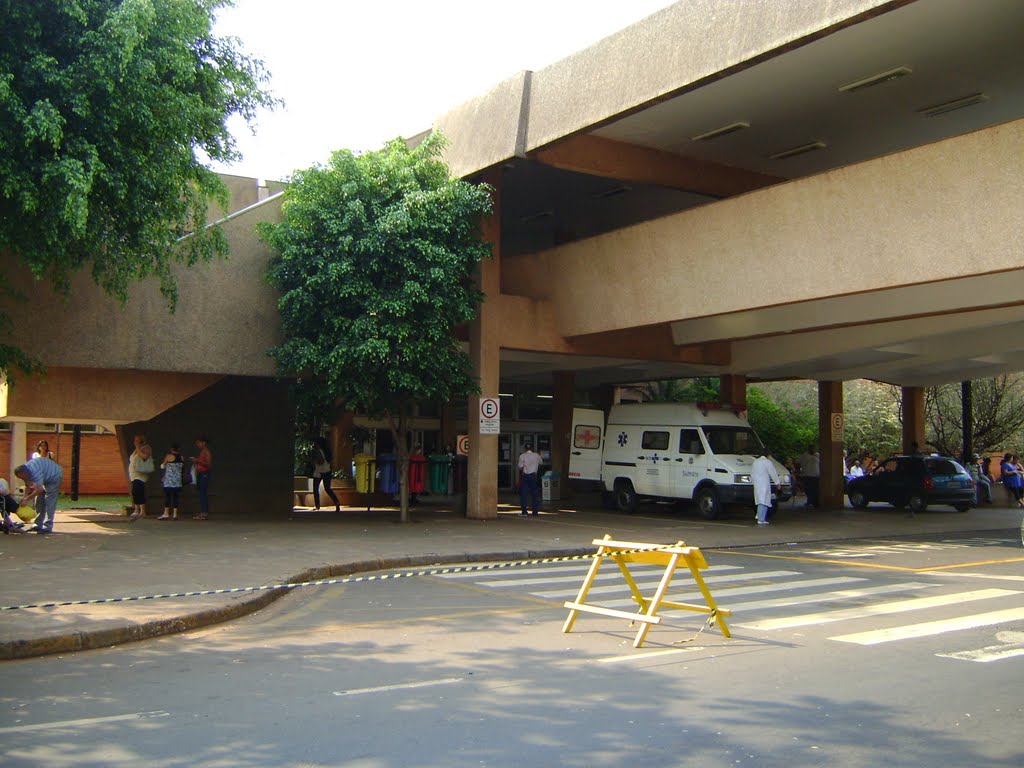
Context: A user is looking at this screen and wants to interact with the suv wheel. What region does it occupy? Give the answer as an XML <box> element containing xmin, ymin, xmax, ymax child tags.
<box><xmin>908</xmin><ymin>493</ymin><xmax>928</xmax><ymax>514</ymax></box>
<box><xmin>849</xmin><ymin>489</ymin><xmax>869</xmax><ymax>509</ymax></box>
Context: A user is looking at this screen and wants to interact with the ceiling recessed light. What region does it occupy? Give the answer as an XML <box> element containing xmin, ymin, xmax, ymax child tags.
<box><xmin>690</xmin><ymin>121</ymin><xmax>750</xmax><ymax>142</ymax></box>
<box><xmin>838</xmin><ymin>66</ymin><xmax>912</xmax><ymax>93</ymax></box>
<box><xmin>917</xmin><ymin>93</ymin><xmax>989</xmax><ymax>117</ymax></box>
<box><xmin>769</xmin><ymin>141</ymin><xmax>827</xmax><ymax>161</ymax></box>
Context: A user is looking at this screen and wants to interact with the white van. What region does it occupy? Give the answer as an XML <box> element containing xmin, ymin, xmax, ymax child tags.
<box><xmin>569</xmin><ymin>402</ymin><xmax>792</xmax><ymax>519</ymax></box>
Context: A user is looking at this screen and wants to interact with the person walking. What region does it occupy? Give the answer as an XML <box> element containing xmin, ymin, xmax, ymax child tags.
<box><xmin>310</xmin><ymin>437</ymin><xmax>340</xmax><ymax>512</ymax></box>
<box><xmin>517</xmin><ymin>442</ymin><xmax>542</xmax><ymax>516</ymax></box>
<box><xmin>128</xmin><ymin>435</ymin><xmax>155</xmax><ymax>519</ymax></box>
<box><xmin>190</xmin><ymin>436</ymin><xmax>213</xmax><ymax>520</ymax></box>
<box><xmin>158</xmin><ymin>444</ymin><xmax>185</xmax><ymax>520</ymax></box>
<box><xmin>796</xmin><ymin>444</ymin><xmax>820</xmax><ymax>508</ymax></box>
<box><xmin>15</xmin><ymin>455</ymin><xmax>63</xmax><ymax>534</ymax></box>
<box><xmin>752</xmin><ymin>451</ymin><xmax>780</xmax><ymax>525</ymax></box>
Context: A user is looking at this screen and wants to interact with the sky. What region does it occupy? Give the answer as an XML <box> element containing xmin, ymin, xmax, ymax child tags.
<box><xmin>210</xmin><ymin>0</ymin><xmax>678</xmax><ymax>181</ymax></box>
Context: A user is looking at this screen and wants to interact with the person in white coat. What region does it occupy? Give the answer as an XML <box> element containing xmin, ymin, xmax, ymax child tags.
<box><xmin>752</xmin><ymin>452</ymin><xmax>781</xmax><ymax>525</ymax></box>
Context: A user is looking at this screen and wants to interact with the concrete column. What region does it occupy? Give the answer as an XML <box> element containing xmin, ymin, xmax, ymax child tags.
<box><xmin>467</xmin><ymin>171</ymin><xmax>501</xmax><ymax>520</ymax></box>
<box><xmin>902</xmin><ymin>386</ymin><xmax>925</xmax><ymax>453</ymax></box>
<box><xmin>439</xmin><ymin>402</ymin><xmax>458</xmax><ymax>452</ymax></box>
<box><xmin>9</xmin><ymin>421</ymin><xmax>27</xmax><ymax>484</ymax></box>
<box><xmin>818</xmin><ymin>381</ymin><xmax>844</xmax><ymax>509</ymax></box>
<box><xmin>719</xmin><ymin>374</ymin><xmax>746</xmax><ymax>408</ymax></box>
<box><xmin>552</xmin><ymin>371</ymin><xmax>575</xmax><ymax>499</ymax></box>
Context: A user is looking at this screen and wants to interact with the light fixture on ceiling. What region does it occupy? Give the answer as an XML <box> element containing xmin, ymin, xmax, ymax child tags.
<box><xmin>916</xmin><ymin>92</ymin><xmax>989</xmax><ymax>117</ymax></box>
<box><xmin>838</xmin><ymin>66</ymin><xmax>912</xmax><ymax>93</ymax></box>
<box><xmin>536</xmin><ymin>394</ymin><xmax>553</xmax><ymax>399</ymax></box>
<box><xmin>520</xmin><ymin>210</ymin><xmax>554</xmax><ymax>224</ymax></box>
<box><xmin>690</xmin><ymin>121</ymin><xmax>750</xmax><ymax>142</ymax></box>
<box><xmin>768</xmin><ymin>141</ymin><xmax>827</xmax><ymax>161</ymax></box>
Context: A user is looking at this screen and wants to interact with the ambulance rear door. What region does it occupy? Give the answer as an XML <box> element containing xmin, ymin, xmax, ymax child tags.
<box><xmin>568</xmin><ymin>408</ymin><xmax>605</xmax><ymax>481</ymax></box>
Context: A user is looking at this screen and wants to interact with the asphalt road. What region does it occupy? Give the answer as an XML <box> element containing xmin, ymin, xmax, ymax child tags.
<box><xmin>3</xmin><ymin>531</ymin><xmax>1023</xmax><ymax>768</ymax></box>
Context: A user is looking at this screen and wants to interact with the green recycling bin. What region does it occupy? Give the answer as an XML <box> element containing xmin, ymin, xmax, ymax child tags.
<box><xmin>427</xmin><ymin>454</ymin><xmax>450</xmax><ymax>493</ymax></box>
<box><xmin>354</xmin><ymin>453</ymin><xmax>376</xmax><ymax>493</ymax></box>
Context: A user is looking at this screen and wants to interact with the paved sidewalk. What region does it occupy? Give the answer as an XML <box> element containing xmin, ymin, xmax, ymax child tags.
<box><xmin>1</xmin><ymin>494</ymin><xmax>1020</xmax><ymax>660</ymax></box>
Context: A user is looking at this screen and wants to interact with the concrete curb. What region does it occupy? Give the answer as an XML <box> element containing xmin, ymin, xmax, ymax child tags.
<box><xmin>0</xmin><ymin>548</ymin><xmax>593</xmax><ymax>661</ymax></box>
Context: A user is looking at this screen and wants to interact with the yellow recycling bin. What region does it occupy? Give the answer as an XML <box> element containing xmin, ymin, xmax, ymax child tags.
<box><xmin>354</xmin><ymin>454</ymin><xmax>377</xmax><ymax>493</ymax></box>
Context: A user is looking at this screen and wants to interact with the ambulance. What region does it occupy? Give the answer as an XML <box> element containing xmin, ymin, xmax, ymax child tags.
<box><xmin>569</xmin><ymin>402</ymin><xmax>792</xmax><ymax>519</ymax></box>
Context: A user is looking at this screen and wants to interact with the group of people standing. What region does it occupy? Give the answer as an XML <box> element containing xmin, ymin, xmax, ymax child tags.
<box><xmin>128</xmin><ymin>435</ymin><xmax>212</xmax><ymax>521</ymax></box>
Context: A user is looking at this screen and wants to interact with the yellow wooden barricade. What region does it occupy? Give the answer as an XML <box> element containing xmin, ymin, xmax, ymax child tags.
<box><xmin>563</xmin><ymin>534</ymin><xmax>731</xmax><ymax>648</ymax></box>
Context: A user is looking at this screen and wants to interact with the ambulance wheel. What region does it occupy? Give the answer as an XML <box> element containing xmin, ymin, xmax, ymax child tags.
<box><xmin>614</xmin><ymin>481</ymin><xmax>637</xmax><ymax>514</ymax></box>
<box><xmin>695</xmin><ymin>487</ymin><xmax>721</xmax><ymax>520</ymax></box>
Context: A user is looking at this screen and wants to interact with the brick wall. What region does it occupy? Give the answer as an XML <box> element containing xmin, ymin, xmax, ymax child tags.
<box><xmin>0</xmin><ymin>431</ymin><xmax>128</xmax><ymax>495</ymax></box>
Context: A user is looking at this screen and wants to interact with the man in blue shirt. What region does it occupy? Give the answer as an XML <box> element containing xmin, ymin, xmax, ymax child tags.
<box><xmin>15</xmin><ymin>456</ymin><xmax>64</xmax><ymax>534</ymax></box>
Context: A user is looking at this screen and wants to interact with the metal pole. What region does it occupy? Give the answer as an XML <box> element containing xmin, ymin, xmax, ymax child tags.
<box><xmin>961</xmin><ymin>380</ymin><xmax>973</xmax><ymax>464</ymax></box>
<box><xmin>71</xmin><ymin>425</ymin><xmax>82</xmax><ymax>501</ymax></box>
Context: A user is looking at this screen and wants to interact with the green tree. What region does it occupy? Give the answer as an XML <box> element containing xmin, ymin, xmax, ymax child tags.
<box><xmin>924</xmin><ymin>375</ymin><xmax>1024</xmax><ymax>457</ymax></box>
<box><xmin>843</xmin><ymin>380</ymin><xmax>901</xmax><ymax>461</ymax></box>
<box><xmin>260</xmin><ymin>132</ymin><xmax>493</xmax><ymax>522</ymax></box>
<box><xmin>746</xmin><ymin>386</ymin><xmax>817</xmax><ymax>463</ymax></box>
<box><xmin>642</xmin><ymin>378</ymin><xmax>717</xmax><ymax>402</ymax></box>
<box><xmin>0</xmin><ymin>0</ymin><xmax>277</xmax><ymax>378</ymax></box>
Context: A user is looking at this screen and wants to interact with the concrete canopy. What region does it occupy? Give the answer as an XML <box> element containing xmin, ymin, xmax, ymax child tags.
<box><xmin>434</xmin><ymin>0</ymin><xmax>1024</xmax><ymax>389</ymax></box>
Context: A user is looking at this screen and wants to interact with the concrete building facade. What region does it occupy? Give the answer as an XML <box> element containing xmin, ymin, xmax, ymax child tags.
<box><xmin>3</xmin><ymin>0</ymin><xmax>1023</xmax><ymax>517</ymax></box>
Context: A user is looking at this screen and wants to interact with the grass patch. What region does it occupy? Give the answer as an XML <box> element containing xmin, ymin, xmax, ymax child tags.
<box><xmin>65</xmin><ymin>495</ymin><xmax>131</xmax><ymax>513</ymax></box>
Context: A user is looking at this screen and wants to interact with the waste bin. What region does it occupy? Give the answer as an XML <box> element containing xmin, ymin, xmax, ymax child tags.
<box><xmin>427</xmin><ymin>454</ymin><xmax>450</xmax><ymax>494</ymax></box>
<box><xmin>542</xmin><ymin>471</ymin><xmax>561</xmax><ymax>501</ymax></box>
<box><xmin>353</xmin><ymin>454</ymin><xmax>376</xmax><ymax>493</ymax></box>
<box><xmin>378</xmin><ymin>453</ymin><xmax>399</xmax><ymax>494</ymax></box>
<box><xmin>409</xmin><ymin>453</ymin><xmax>427</xmax><ymax>494</ymax></box>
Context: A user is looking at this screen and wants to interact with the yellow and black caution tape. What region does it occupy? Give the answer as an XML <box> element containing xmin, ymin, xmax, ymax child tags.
<box><xmin>0</xmin><ymin>548</ymin><xmax>671</xmax><ymax>612</ymax></box>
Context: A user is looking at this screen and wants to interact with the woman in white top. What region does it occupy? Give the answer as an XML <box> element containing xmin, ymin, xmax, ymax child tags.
<box><xmin>128</xmin><ymin>434</ymin><xmax>154</xmax><ymax>519</ymax></box>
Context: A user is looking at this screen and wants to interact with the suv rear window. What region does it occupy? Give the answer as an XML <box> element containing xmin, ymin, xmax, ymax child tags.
<box><xmin>926</xmin><ymin>458</ymin><xmax>961</xmax><ymax>476</ymax></box>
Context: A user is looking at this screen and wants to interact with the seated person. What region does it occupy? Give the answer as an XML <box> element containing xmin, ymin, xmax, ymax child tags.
<box><xmin>0</xmin><ymin>477</ymin><xmax>26</xmax><ymax>533</ymax></box>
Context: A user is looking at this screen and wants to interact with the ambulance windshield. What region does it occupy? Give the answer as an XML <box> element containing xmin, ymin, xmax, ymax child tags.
<box><xmin>702</xmin><ymin>426</ymin><xmax>765</xmax><ymax>456</ymax></box>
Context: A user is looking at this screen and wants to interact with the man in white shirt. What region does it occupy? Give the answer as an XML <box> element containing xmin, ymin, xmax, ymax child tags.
<box><xmin>517</xmin><ymin>442</ymin><xmax>542</xmax><ymax>516</ymax></box>
<box><xmin>796</xmin><ymin>444</ymin><xmax>821</xmax><ymax>508</ymax></box>
<box><xmin>752</xmin><ymin>453</ymin><xmax>780</xmax><ymax>525</ymax></box>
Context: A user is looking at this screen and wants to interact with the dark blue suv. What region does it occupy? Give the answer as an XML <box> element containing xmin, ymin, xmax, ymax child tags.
<box><xmin>846</xmin><ymin>455</ymin><xmax>974</xmax><ymax>513</ymax></box>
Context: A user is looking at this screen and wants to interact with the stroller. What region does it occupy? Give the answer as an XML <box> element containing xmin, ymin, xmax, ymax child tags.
<box><xmin>0</xmin><ymin>479</ymin><xmax>28</xmax><ymax>534</ymax></box>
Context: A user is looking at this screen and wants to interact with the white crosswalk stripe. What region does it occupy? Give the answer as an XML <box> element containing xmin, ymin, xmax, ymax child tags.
<box><xmin>437</xmin><ymin>560</ymin><xmax>1024</xmax><ymax>657</ymax></box>
<box><xmin>737</xmin><ymin>588</ymin><xmax>1020</xmax><ymax>630</ymax></box>
<box><xmin>831</xmin><ymin>607</ymin><xmax>1024</xmax><ymax>645</ymax></box>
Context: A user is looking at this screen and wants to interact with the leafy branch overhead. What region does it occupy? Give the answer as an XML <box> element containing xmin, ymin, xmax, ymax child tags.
<box><xmin>0</xmin><ymin>0</ymin><xmax>278</xmax><ymax>326</ymax></box>
<box><xmin>261</xmin><ymin>132</ymin><xmax>493</xmax><ymax>421</ymax></box>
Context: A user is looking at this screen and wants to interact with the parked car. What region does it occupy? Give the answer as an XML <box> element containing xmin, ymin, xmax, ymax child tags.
<box><xmin>846</xmin><ymin>455</ymin><xmax>974</xmax><ymax>513</ymax></box>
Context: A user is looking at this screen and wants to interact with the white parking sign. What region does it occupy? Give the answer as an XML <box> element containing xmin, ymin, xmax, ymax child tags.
<box><xmin>479</xmin><ymin>397</ymin><xmax>500</xmax><ymax>435</ymax></box>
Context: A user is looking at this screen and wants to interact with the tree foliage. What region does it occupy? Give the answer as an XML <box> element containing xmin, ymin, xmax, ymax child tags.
<box><xmin>925</xmin><ymin>375</ymin><xmax>1024</xmax><ymax>457</ymax></box>
<box><xmin>842</xmin><ymin>380</ymin><xmax>902</xmax><ymax>461</ymax></box>
<box><xmin>260</xmin><ymin>132</ymin><xmax>493</xmax><ymax>520</ymax></box>
<box><xmin>0</xmin><ymin>0</ymin><xmax>277</xmax><ymax>377</ymax></box>
<box><xmin>745</xmin><ymin>386</ymin><xmax>817</xmax><ymax>463</ymax></box>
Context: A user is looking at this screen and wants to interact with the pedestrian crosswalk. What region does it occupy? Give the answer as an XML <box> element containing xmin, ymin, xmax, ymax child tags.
<box><xmin>434</xmin><ymin>558</ymin><xmax>1024</xmax><ymax>661</ymax></box>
